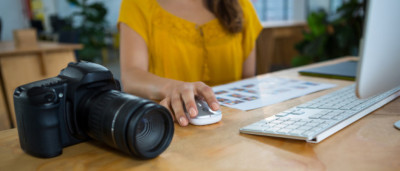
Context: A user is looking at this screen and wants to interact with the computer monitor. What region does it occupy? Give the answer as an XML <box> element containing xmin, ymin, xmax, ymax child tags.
<box><xmin>356</xmin><ymin>0</ymin><xmax>400</xmax><ymax>99</ymax></box>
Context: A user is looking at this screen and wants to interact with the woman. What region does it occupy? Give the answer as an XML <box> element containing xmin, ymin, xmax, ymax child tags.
<box><xmin>118</xmin><ymin>0</ymin><xmax>262</xmax><ymax>126</ymax></box>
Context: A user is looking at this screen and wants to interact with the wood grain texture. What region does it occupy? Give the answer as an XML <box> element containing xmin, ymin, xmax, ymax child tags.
<box><xmin>0</xmin><ymin>57</ymin><xmax>399</xmax><ymax>170</ymax></box>
<box><xmin>0</xmin><ymin>42</ymin><xmax>82</xmax><ymax>56</ymax></box>
<box><xmin>0</xmin><ymin>52</ymin><xmax>75</xmax><ymax>127</ymax></box>
<box><xmin>0</xmin><ymin>42</ymin><xmax>79</xmax><ymax>128</ymax></box>
<box><xmin>0</xmin><ymin>82</ymin><xmax>11</xmax><ymax>130</ymax></box>
<box><xmin>256</xmin><ymin>21</ymin><xmax>306</xmax><ymax>74</ymax></box>
<box><xmin>13</xmin><ymin>29</ymin><xmax>38</xmax><ymax>49</ymax></box>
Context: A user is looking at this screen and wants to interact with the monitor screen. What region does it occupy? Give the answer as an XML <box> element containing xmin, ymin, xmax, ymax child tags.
<box><xmin>356</xmin><ymin>0</ymin><xmax>400</xmax><ymax>99</ymax></box>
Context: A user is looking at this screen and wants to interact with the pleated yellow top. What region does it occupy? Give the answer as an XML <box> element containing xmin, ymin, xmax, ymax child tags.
<box><xmin>118</xmin><ymin>0</ymin><xmax>262</xmax><ymax>86</ymax></box>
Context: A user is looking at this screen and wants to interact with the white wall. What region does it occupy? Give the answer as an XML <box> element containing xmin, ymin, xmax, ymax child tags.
<box><xmin>251</xmin><ymin>0</ymin><xmax>306</xmax><ymax>22</ymax></box>
<box><xmin>0</xmin><ymin>0</ymin><xmax>29</xmax><ymax>41</ymax></box>
<box><xmin>103</xmin><ymin>0</ymin><xmax>122</xmax><ymax>31</ymax></box>
<box><xmin>290</xmin><ymin>0</ymin><xmax>307</xmax><ymax>21</ymax></box>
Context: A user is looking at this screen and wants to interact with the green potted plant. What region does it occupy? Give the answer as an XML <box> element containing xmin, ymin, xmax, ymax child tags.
<box><xmin>66</xmin><ymin>0</ymin><xmax>107</xmax><ymax>62</ymax></box>
<box><xmin>292</xmin><ymin>0</ymin><xmax>365</xmax><ymax>66</ymax></box>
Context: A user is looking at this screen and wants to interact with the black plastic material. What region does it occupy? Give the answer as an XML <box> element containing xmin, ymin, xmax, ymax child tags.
<box><xmin>13</xmin><ymin>61</ymin><xmax>174</xmax><ymax>159</ymax></box>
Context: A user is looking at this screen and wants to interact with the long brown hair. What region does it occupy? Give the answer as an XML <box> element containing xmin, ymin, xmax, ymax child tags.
<box><xmin>206</xmin><ymin>0</ymin><xmax>243</xmax><ymax>33</ymax></box>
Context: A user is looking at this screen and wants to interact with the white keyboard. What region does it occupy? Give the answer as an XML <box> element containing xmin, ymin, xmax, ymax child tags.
<box><xmin>240</xmin><ymin>84</ymin><xmax>400</xmax><ymax>143</ymax></box>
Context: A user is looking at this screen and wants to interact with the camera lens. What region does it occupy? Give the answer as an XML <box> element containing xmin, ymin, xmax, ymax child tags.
<box><xmin>79</xmin><ymin>90</ymin><xmax>174</xmax><ymax>159</ymax></box>
<box><xmin>134</xmin><ymin>112</ymin><xmax>165</xmax><ymax>152</ymax></box>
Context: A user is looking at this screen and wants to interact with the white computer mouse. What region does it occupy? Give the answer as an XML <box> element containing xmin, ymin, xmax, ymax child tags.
<box><xmin>185</xmin><ymin>97</ymin><xmax>222</xmax><ymax>126</ymax></box>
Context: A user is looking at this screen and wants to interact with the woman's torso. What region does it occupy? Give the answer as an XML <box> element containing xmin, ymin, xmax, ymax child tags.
<box><xmin>119</xmin><ymin>0</ymin><xmax>261</xmax><ymax>86</ymax></box>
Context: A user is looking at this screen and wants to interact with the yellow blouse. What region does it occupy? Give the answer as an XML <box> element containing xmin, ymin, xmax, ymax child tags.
<box><xmin>118</xmin><ymin>0</ymin><xmax>262</xmax><ymax>86</ymax></box>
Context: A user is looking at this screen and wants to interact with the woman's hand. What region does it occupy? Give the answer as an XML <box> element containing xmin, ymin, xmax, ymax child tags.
<box><xmin>159</xmin><ymin>81</ymin><xmax>220</xmax><ymax>126</ymax></box>
<box><xmin>120</xmin><ymin>23</ymin><xmax>220</xmax><ymax>127</ymax></box>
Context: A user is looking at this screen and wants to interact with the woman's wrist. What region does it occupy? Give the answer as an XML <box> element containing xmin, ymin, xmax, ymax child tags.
<box><xmin>158</xmin><ymin>79</ymin><xmax>183</xmax><ymax>100</ymax></box>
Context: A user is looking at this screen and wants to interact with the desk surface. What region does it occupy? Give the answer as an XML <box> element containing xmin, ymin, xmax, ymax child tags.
<box><xmin>0</xmin><ymin>57</ymin><xmax>399</xmax><ymax>170</ymax></box>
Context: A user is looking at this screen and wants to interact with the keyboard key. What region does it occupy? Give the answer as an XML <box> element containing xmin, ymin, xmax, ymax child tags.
<box><xmin>279</xmin><ymin>117</ymin><xmax>291</xmax><ymax>121</ymax></box>
<box><xmin>309</xmin><ymin>115</ymin><xmax>320</xmax><ymax>119</ymax></box>
<box><xmin>297</xmin><ymin>125</ymin><xmax>313</xmax><ymax>131</ymax></box>
<box><xmin>284</xmin><ymin>121</ymin><xmax>296</xmax><ymax>125</ymax></box>
<box><xmin>320</xmin><ymin>115</ymin><xmax>332</xmax><ymax>120</ymax></box>
<box><xmin>271</xmin><ymin>120</ymin><xmax>283</xmax><ymax>124</ymax></box>
<box><xmin>260</xmin><ymin>124</ymin><xmax>271</xmax><ymax>128</ymax></box>
<box><xmin>304</xmin><ymin>122</ymin><xmax>320</xmax><ymax>127</ymax></box>
<box><xmin>330</xmin><ymin>110</ymin><xmax>344</xmax><ymax>116</ymax></box>
<box><xmin>268</xmin><ymin>127</ymin><xmax>281</xmax><ymax>132</ymax></box>
<box><xmin>310</xmin><ymin>120</ymin><xmax>325</xmax><ymax>124</ymax></box>
<box><xmin>276</xmin><ymin>129</ymin><xmax>291</xmax><ymax>134</ymax></box>
<box><xmin>275</xmin><ymin>113</ymin><xmax>289</xmax><ymax>117</ymax></box>
<box><xmin>291</xmin><ymin>122</ymin><xmax>305</xmax><ymax>128</ymax></box>
<box><xmin>289</xmin><ymin>130</ymin><xmax>305</xmax><ymax>136</ymax></box>
<box><xmin>291</xmin><ymin>110</ymin><xmax>305</xmax><ymax>115</ymax></box>
<box><xmin>319</xmin><ymin>123</ymin><xmax>333</xmax><ymax>129</ymax></box>
<box><xmin>274</xmin><ymin>124</ymin><xmax>287</xmax><ymax>128</ymax></box>
<box><xmin>285</xmin><ymin>125</ymin><xmax>299</xmax><ymax>129</ymax></box>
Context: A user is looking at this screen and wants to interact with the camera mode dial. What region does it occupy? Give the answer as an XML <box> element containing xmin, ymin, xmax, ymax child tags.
<box><xmin>27</xmin><ymin>87</ymin><xmax>58</xmax><ymax>105</ymax></box>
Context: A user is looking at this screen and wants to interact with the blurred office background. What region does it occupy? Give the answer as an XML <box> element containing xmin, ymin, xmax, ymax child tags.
<box><xmin>0</xmin><ymin>0</ymin><xmax>365</xmax><ymax>130</ymax></box>
<box><xmin>0</xmin><ymin>0</ymin><xmax>365</xmax><ymax>78</ymax></box>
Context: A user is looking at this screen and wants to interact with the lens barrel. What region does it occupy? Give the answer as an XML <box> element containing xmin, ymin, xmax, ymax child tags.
<box><xmin>80</xmin><ymin>90</ymin><xmax>174</xmax><ymax>159</ymax></box>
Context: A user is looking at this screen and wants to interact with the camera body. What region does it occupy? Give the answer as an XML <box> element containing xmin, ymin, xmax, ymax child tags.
<box><xmin>14</xmin><ymin>62</ymin><xmax>120</xmax><ymax>157</ymax></box>
<box><xmin>15</xmin><ymin>61</ymin><xmax>174</xmax><ymax>159</ymax></box>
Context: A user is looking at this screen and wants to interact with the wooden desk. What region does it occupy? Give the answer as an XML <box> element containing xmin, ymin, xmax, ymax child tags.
<box><xmin>0</xmin><ymin>57</ymin><xmax>399</xmax><ymax>170</ymax></box>
<box><xmin>0</xmin><ymin>42</ymin><xmax>81</xmax><ymax>130</ymax></box>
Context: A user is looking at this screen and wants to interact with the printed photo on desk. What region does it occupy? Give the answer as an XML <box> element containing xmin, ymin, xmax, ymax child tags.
<box><xmin>213</xmin><ymin>77</ymin><xmax>336</xmax><ymax>110</ymax></box>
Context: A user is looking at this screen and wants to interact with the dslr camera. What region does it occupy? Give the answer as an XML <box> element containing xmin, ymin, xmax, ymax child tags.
<box><xmin>14</xmin><ymin>61</ymin><xmax>174</xmax><ymax>159</ymax></box>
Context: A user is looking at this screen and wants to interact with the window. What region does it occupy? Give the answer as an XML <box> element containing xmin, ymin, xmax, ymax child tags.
<box><xmin>251</xmin><ymin>0</ymin><xmax>293</xmax><ymax>22</ymax></box>
<box><xmin>251</xmin><ymin>0</ymin><xmax>346</xmax><ymax>22</ymax></box>
<box><xmin>330</xmin><ymin>0</ymin><xmax>344</xmax><ymax>14</ymax></box>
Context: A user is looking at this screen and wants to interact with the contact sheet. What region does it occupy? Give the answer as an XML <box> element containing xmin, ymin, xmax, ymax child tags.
<box><xmin>212</xmin><ymin>76</ymin><xmax>336</xmax><ymax>110</ymax></box>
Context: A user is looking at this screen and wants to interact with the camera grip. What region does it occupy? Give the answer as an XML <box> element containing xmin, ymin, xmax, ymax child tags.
<box><xmin>14</xmin><ymin>87</ymin><xmax>63</xmax><ymax>158</ymax></box>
